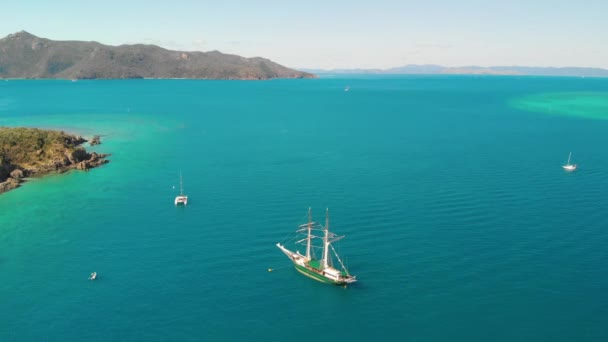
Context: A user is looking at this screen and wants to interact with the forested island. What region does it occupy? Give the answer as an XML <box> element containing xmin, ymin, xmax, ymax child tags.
<box><xmin>0</xmin><ymin>31</ymin><xmax>315</xmax><ymax>80</ymax></box>
<box><xmin>0</xmin><ymin>127</ymin><xmax>109</xmax><ymax>194</ymax></box>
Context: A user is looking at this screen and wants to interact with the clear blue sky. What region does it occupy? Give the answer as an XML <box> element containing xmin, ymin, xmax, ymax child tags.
<box><xmin>2</xmin><ymin>0</ymin><xmax>607</xmax><ymax>69</ymax></box>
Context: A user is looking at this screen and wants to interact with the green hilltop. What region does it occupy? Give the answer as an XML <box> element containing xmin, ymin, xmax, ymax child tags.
<box><xmin>0</xmin><ymin>31</ymin><xmax>315</xmax><ymax>80</ymax></box>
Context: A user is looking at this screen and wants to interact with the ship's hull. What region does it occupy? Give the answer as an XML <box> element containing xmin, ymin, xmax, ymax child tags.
<box><xmin>277</xmin><ymin>243</ymin><xmax>355</xmax><ymax>286</ymax></box>
<box><xmin>294</xmin><ymin>263</ymin><xmax>346</xmax><ymax>285</ymax></box>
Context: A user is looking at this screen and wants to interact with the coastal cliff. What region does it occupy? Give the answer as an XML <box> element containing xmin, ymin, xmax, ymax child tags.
<box><xmin>0</xmin><ymin>127</ymin><xmax>109</xmax><ymax>194</ymax></box>
<box><xmin>0</xmin><ymin>31</ymin><xmax>315</xmax><ymax>80</ymax></box>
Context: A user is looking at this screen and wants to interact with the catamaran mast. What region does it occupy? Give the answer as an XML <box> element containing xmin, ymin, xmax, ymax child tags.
<box><xmin>322</xmin><ymin>208</ymin><xmax>330</xmax><ymax>270</ymax></box>
<box><xmin>306</xmin><ymin>207</ymin><xmax>312</xmax><ymax>260</ymax></box>
<box><xmin>179</xmin><ymin>171</ymin><xmax>184</xmax><ymax>195</ymax></box>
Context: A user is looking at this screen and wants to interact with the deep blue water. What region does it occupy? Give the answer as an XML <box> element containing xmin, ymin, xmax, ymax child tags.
<box><xmin>1</xmin><ymin>76</ymin><xmax>608</xmax><ymax>341</ymax></box>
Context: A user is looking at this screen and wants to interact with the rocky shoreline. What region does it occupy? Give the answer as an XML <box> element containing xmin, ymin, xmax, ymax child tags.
<box><xmin>0</xmin><ymin>128</ymin><xmax>110</xmax><ymax>194</ymax></box>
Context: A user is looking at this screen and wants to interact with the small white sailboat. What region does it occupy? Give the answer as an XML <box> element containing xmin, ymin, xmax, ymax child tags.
<box><xmin>174</xmin><ymin>172</ymin><xmax>188</xmax><ymax>205</ymax></box>
<box><xmin>89</xmin><ymin>272</ymin><xmax>97</xmax><ymax>280</ymax></box>
<box><xmin>562</xmin><ymin>152</ymin><xmax>577</xmax><ymax>171</ymax></box>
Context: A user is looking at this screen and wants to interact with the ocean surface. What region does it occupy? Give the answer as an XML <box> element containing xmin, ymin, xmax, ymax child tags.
<box><xmin>1</xmin><ymin>76</ymin><xmax>607</xmax><ymax>341</ymax></box>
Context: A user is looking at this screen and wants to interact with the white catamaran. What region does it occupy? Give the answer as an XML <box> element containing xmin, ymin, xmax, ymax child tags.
<box><xmin>562</xmin><ymin>152</ymin><xmax>577</xmax><ymax>171</ymax></box>
<box><xmin>174</xmin><ymin>172</ymin><xmax>188</xmax><ymax>205</ymax></box>
<box><xmin>277</xmin><ymin>208</ymin><xmax>356</xmax><ymax>286</ymax></box>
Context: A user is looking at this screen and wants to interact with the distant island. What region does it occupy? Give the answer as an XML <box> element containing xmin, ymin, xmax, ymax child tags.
<box><xmin>302</xmin><ymin>64</ymin><xmax>608</xmax><ymax>78</ymax></box>
<box><xmin>0</xmin><ymin>127</ymin><xmax>109</xmax><ymax>194</ymax></box>
<box><xmin>0</xmin><ymin>31</ymin><xmax>315</xmax><ymax>80</ymax></box>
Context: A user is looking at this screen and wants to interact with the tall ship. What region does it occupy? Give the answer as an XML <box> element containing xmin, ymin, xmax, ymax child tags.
<box><xmin>276</xmin><ymin>208</ymin><xmax>357</xmax><ymax>286</ymax></box>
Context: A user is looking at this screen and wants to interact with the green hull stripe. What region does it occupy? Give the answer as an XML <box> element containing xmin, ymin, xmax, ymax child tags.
<box><xmin>294</xmin><ymin>264</ymin><xmax>343</xmax><ymax>285</ymax></box>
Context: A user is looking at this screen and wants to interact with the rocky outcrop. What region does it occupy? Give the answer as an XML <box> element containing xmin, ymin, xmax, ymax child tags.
<box><xmin>9</xmin><ymin>169</ymin><xmax>24</xmax><ymax>179</ymax></box>
<box><xmin>66</xmin><ymin>147</ymin><xmax>88</xmax><ymax>164</ymax></box>
<box><xmin>76</xmin><ymin>152</ymin><xmax>109</xmax><ymax>171</ymax></box>
<box><xmin>0</xmin><ymin>167</ymin><xmax>25</xmax><ymax>192</ymax></box>
<box><xmin>90</xmin><ymin>135</ymin><xmax>101</xmax><ymax>146</ymax></box>
<box><xmin>0</xmin><ymin>127</ymin><xmax>110</xmax><ymax>195</ymax></box>
<box><xmin>73</xmin><ymin>135</ymin><xmax>87</xmax><ymax>145</ymax></box>
<box><xmin>0</xmin><ymin>177</ymin><xmax>19</xmax><ymax>193</ymax></box>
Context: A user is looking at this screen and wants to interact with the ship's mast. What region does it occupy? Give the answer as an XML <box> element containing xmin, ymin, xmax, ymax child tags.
<box><xmin>322</xmin><ymin>208</ymin><xmax>330</xmax><ymax>269</ymax></box>
<box><xmin>306</xmin><ymin>207</ymin><xmax>312</xmax><ymax>260</ymax></box>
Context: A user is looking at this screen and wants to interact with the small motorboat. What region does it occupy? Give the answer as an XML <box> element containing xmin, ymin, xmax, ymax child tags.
<box><xmin>89</xmin><ymin>272</ymin><xmax>97</xmax><ymax>280</ymax></box>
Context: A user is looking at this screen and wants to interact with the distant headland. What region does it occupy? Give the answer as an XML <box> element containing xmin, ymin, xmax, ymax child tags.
<box><xmin>302</xmin><ymin>64</ymin><xmax>608</xmax><ymax>78</ymax></box>
<box><xmin>0</xmin><ymin>127</ymin><xmax>109</xmax><ymax>194</ymax></box>
<box><xmin>0</xmin><ymin>31</ymin><xmax>315</xmax><ymax>80</ymax></box>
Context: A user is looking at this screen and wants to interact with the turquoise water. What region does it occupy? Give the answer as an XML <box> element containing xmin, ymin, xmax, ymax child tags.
<box><xmin>1</xmin><ymin>76</ymin><xmax>608</xmax><ymax>341</ymax></box>
<box><xmin>511</xmin><ymin>91</ymin><xmax>608</xmax><ymax>120</ymax></box>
